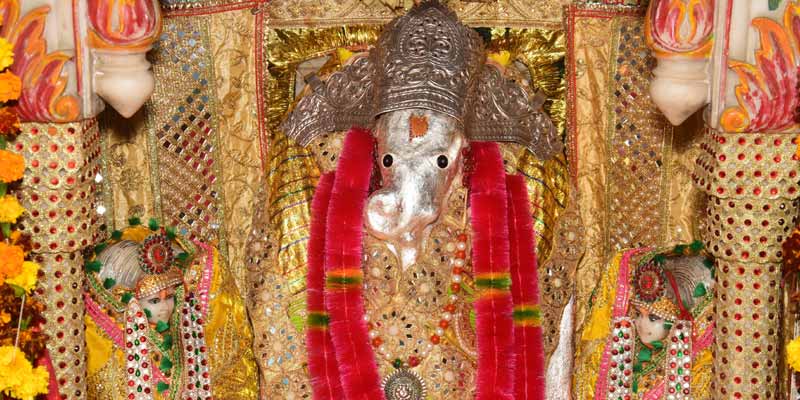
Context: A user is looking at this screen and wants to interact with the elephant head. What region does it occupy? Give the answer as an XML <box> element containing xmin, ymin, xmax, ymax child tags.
<box><xmin>365</xmin><ymin>109</ymin><xmax>467</xmax><ymax>268</ymax></box>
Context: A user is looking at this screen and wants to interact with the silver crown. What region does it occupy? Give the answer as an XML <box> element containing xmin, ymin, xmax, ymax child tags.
<box><xmin>371</xmin><ymin>1</ymin><xmax>485</xmax><ymax>122</ymax></box>
<box><xmin>280</xmin><ymin>0</ymin><xmax>561</xmax><ymax>160</ymax></box>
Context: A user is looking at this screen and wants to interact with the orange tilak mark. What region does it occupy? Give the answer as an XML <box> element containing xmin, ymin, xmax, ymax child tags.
<box><xmin>409</xmin><ymin>113</ymin><xmax>428</xmax><ymax>140</ymax></box>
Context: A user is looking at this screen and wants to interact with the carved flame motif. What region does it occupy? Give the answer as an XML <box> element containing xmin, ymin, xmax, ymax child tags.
<box><xmin>720</xmin><ymin>1</ymin><xmax>800</xmax><ymax>132</ymax></box>
<box><xmin>0</xmin><ymin>0</ymin><xmax>80</xmax><ymax>122</ymax></box>
<box><xmin>646</xmin><ymin>0</ymin><xmax>714</xmax><ymax>58</ymax></box>
<box><xmin>87</xmin><ymin>0</ymin><xmax>161</xmax><ymax>50</ymax></box>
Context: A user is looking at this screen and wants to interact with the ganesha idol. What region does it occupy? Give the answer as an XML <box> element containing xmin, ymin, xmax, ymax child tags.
<box><xmin>81</xmin><ymin>220</ymin><xmax>258</xmax><ymax>399</ymax></box>
<box><xmin>259</xmin><ymin>1</ymin><xmax>562</xmax><ymax>399</ymax></box>
<box><xmin>573</xmin><ymin>243</ymin><xmax>717</xmax><ymax>400</ymax></box>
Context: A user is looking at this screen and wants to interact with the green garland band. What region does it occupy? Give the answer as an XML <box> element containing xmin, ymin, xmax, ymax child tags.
<box><xmin>475</xmin><ymin>276</ymin><xmax>511</xmax><ymax>290</ymax></box>
<box><xmin>308</xmin><ymin>312</ymin><xmax>330</xmax><ymax>327</ymax></box>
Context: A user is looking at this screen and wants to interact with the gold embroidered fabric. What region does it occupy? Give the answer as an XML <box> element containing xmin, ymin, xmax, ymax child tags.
<box><xmin>99</xmin><ymin>7</ymin><xmax>262</xmax><ymax>295</ymax></box>
<box><xmin>264</xmin><ymin>0</ymin><xmax>565</xmax><ymax>29</ymax></box>
<box><xmin>566</xmin><ymin>5</ymin><xmax>705</xmax><ymax>332</ymax></box>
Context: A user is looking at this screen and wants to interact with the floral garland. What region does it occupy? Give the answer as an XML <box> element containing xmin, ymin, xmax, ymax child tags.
<box><xmin>307</xmin><ymin>129</ymin><xmax>521</xmax><ymax>399</ymax></box>
<box><xmin>0</xmin><ymin>35</ymin><xmax>50</xmax><ymax>400</ymax></box>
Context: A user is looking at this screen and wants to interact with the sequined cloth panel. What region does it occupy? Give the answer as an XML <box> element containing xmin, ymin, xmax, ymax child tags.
<box><xmin>160</xmin><ymin>0</ymin><xmax>254</xmax><ymax>10</ymax></box>
<box><xmin>148</xmin><ymin>21</ymin><xmax>225</xmax><ymax>247</ymax></box>
<box><xmin>605</xmin><ymin>19</ymin><xmax>672</xmax><ymax>253</ymax></box>
<box><xmin>13</xmin><ymin>120</ymin><xmax>103</xmax><ymax>400</ymax></box>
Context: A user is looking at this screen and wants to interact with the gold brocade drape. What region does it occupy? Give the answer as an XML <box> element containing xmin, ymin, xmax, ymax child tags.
<box><xmin>99</xmin><ymin>6</ymin><xmax>264</xmax><ymax>297</ymax></box>
<box><xmin>565</xmin><ymin>4</ymin><xmax>707</xmax><ymax>334</ymax></box>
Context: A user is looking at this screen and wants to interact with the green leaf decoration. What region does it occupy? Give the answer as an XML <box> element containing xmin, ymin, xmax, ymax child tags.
<box><xmin>702</xmin><ymin>258</ymin><xmax>714</xmax><ymax>269</ymax></box>
<box><xmin>693</xmin><ymin>283</ymin><xmax>707</xmax><ymax>297</ymax></box>
<box><xmin>769</xmin><ymin>0</ymin><xmax>782</xmax><ymax>10</ymax></box>
<box><xmin>653</xmin><ymin>254</ymin><xmax>666</xmax><ymax>265</ymax></box>
<box><xmin>111</xmin><ymin>230</ymin><xmax>123</xmax><ymax>240</ymax></box>
<box><xmin>156</xmin><ymin>382</ymin><xmax>169</xmax><ymax>393</ymax></box>
<box><xmin>673</xmin><ymin>244</ymin><xmax>687</xmax><ymax>255</ymax></box>
<box><xmin>632</xmin><ymin>363</ymin><xmax>642</xmax><ymax>373</ymax></box>
<box><xmin>689</xmin><ymin>240</ymin><xmax>704</xmax><ymax>252</ymax></box>
<box><xmin>165</xmin><ymin>226</ymin><xmax>177</xmax><ymax>240</ymax></box>
<box><xmin>20</xmin><ymin>315</ymin><xmax>31</xmax><ymax>330</ymax></box>
<box><xmin>121</xmin><ymin>292</ymin><xmax>133</xmax><ymax>304</ymax></box>
<box><xmin>148</xmin><ymin>218</ymin><xmax>160</xmax><ymax>231</ymax></box>
<box><xmin>156</xmin><ymin>320</ymin><xmax>169</xmax><ymax>333</ymax></box>
<box><xmin>1</xmin><ymin>223</ymin><xmax>10</xmax><ymax>240</ymax></box>
<box><xmin>159</xmin><ymin>355</ymin><xmax>173</xmax><ymax>371</ymax></box>
<box><xmin>638</xmin><ymin>347</ymin><xmax>652</xmax><ymax>362</ymax></box>
<box><xmin>103</xmin><ymin>278</ymin><xmax>116</xmax><ymax>289</ymax></box>
<box><xmin>128</xmin><ymin>217</ymin><xmax>141</xmax><ymax>226</ymax></box>
<box><xmin>162</xmin><ymin>334</ymin><xmax>173</xmax><ymax>350</ymax></box>
<box><xmin>663</xmin><ymin>321</ymin><xmax>673</xmax><ymax>331</ymax></box>
<box><xmin>8</xmin><ymin>283</ymin><xmax>24</xmax><ymax>298</ymax></box>
<box><xmin>0</xmin><ymin>182</ymin><xmax>6</xmax><ymax>197</ymax></box>
<box><xmin>650</xmin><ymin>340</ymin><xmax>664</xmax><ymax>351</ymax></box>
<box><xmin>85</xmin><ymin>260</ymin><xmax>103</xmax><ymax>273</ymax></box>
<box><xmin>94</xmin><ymin>242</ymin><xmax>108</xmax><ymax>255</ymax></box>
<box><xmin>143</xmin><ymin>308</ymin><xmax>152</xmax><ymax>319</ymax></box>
<box><xmin>176</xmin><ymin>252</ymin><xmax>189</xmax><ymax>264</ymax></box>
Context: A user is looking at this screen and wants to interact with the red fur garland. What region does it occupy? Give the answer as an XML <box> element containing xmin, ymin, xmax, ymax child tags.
<box><xmin>306</xmin><ymin>173</ymin><xmax>343</xmax><ymax>399</ymax></box>
<box><xmin>469</xmin><ymin>142</ymin><xmax>516</xmax><ymax>400</ymax></box>
<box><xmin>323</xmin><ymin>128</ymin><xmax>384</xmax><ymax>400</ymax></box>
<box><xmin>507</xmin><ymin>174</ymin><xmax>546</xmax><ymax>400</ymax></box>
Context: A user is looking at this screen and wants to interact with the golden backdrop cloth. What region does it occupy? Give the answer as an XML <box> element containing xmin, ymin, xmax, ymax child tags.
<box><xmin>85</xmin><ymin>244</ymin><xmax>258</xmax><ymax>400</ymax></box>
<box><xmin>98</xmin><ymin>5</ymin><xmax>264</xmax><ymax>297</ymax></box>
<box><xmin>565</xmin><ymin>4</ymin><xmax>707</xmax><ymax>333</ymax></box>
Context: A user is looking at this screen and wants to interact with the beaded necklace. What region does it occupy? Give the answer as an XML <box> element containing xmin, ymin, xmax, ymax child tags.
<box><xmin>364</xmin><ymin>231</ymin><xmax>469</xmax><ymax>369</ymax></box>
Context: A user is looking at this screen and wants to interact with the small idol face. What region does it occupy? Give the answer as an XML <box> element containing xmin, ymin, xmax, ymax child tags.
<box><xmin>141</xmin><ymin>287</ymin><xmax>176</xmax><ymax>325</ymax></box>
<box><xmin>633</xmin><ymin>305</ymin><xmax>670</xmax><ymax>345</ymax></box>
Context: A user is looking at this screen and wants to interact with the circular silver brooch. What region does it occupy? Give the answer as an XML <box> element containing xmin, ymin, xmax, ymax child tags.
<box><xmin>381</xmin><ymin>368</ymin><xmax>427</xmax><ymax>400</ymax></box>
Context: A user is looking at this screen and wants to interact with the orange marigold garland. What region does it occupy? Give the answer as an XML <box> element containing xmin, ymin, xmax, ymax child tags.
<box><xmin>0</xmin><ymin>45</ymin><xmax>50</xmax><ymax>400</ymax></box>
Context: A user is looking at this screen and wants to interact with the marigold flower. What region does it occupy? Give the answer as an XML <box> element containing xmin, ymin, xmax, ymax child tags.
<box><xmin>0</xmin><ymin>195</ymin><xmax>24</xmax><ymax>223</ymax></box>
<box><xmin>0</xmin><ymin>242</ymin><xmax>23</xmax><ymax>285</ymax></box>
<box><xmin>5</xmin><ymin>261</ymin><xmax>39</xmax><ymax>293</ymax></box>
<box><xmin>0</xmin><ymin>107</ymin><xmax>20</xmax><ymax>136</ymax></box>
<box><xmin>0</xmin><ymin>346</ymin><xmax>49</xmax><ymax>400</ymax></box>
<box><xmin>0</xmin><ymin>149</ymin><xmax>23</xmax><ymax>183</ymax></box>
<box><xmin>0</xmin><ymin>71</ymin><xmax>21</xmax><ymax>102</ymax></box>
<box><xmin>789</xmin><ymin>337</ymin><xmax>800</xmax><ymax>372</ymax></box>
<box><xmin>0</xmin><ymin>38</ymin><xmax>13</xmax><ymax>71</ymax></box>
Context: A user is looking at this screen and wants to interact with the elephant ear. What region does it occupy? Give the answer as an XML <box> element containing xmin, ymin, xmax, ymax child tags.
<box><xmin>281</xmin><ymin>55</ymin><xmax>377</xmax><ymax>147</ymax></box>
<box><xmin>465</xmin><ymin>64</ymin><xmax>562</xmax><ymax>160</ymax></box>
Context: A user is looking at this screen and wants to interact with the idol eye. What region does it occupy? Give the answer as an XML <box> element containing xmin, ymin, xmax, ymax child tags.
<box><xmin>148</xmin><ymin>298</ymin><xmax>161</xmax><ymax>305</ymax></box>
<box><xmin>382</xmin><ymin>154</ymin><xmax>393</xmax><ymax>168</ymax></box>
<box><xmin>436</xmin><ymin>155</ymin><xmax>449</xmax><ymax>169</ymax></box>
<box><xmin>648</xmin><ymin>314</ymin><xmax>661</xmax><ymax>322</ymax></box>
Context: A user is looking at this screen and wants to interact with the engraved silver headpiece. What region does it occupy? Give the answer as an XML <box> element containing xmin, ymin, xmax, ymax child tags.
<box><xmin>280</xmin><ymin>0</ymin><xmax>561</xmax><ymax>159</ymax></box>
<box><xmin>371</xmin><ymin>1</ymin><xmax>485</xmax><ymax>121</ymax></box>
